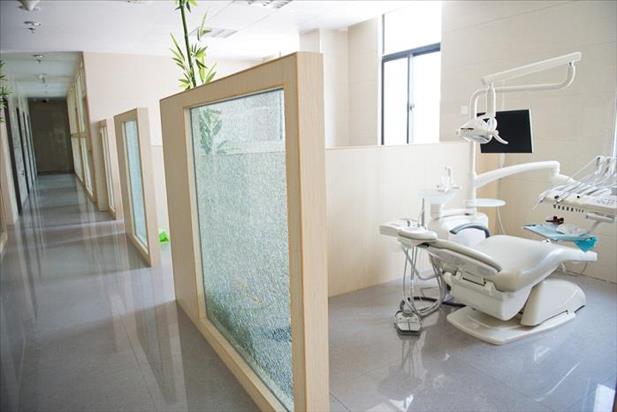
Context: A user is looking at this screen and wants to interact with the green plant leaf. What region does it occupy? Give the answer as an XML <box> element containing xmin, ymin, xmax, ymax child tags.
<box><xmin>170</xmin><ymin>34</ymin><xmax>185</xmax><ymax>59</ymax></box>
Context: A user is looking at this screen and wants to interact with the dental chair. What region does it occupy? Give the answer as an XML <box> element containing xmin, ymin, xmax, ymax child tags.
<box><xmin>398</xmin><ymin>228</ymin><xmax>597</xmax><ymax>345</ymax></box>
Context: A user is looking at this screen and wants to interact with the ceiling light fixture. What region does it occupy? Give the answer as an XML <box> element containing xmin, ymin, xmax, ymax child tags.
<box><xmin>190</xmin><ymin>26</ymin><xmax>238</xmax><ymax>39</ymax></box>
<box><xmin>243</xmin><ymin>0</ymin><xmax>292</xmax><ymax>9</ymax></box>
<box><xmin>18</xmin><ymin>0</ymin><xmax>40</xmax><ymax>12</ymax></box>
<box><xmin>24</xmin><ymin>20</ymin><xmax>41</xmax><ymax>33</ymax></box>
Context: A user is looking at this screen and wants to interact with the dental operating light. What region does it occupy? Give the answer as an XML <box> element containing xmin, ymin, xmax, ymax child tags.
<box><xmin>458</xmin><ymin>52</ymin><xmax>582</xmax><ymax>145</ymax></box>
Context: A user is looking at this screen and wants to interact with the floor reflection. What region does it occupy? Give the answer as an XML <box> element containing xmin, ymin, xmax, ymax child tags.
<box><xmin>329</xmin><ymin>271</ymin><xmax>617</xmax><ymax>411</ymax></box>
<box><xmin>0</xmin><ymin>174</ymin><xmax>256</xmax><ymax>412</ymax></box>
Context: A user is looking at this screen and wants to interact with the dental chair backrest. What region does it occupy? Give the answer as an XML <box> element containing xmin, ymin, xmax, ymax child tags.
<box><xmin>398</xmin><ymin>228</ymin><xmax>502</xmax><ymax>279</ymax></box>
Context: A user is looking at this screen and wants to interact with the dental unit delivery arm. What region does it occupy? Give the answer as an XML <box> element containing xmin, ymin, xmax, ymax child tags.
<box><xmin>472</xmin><ymin>161</ymin><xmax>569</xmax><ymax>194</ymax></box>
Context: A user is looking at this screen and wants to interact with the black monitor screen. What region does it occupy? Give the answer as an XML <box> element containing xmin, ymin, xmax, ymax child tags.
<box><xmin>478</xmin><ymin>109</ymin><xmax>533</xmax><ymax>154</ymax></box>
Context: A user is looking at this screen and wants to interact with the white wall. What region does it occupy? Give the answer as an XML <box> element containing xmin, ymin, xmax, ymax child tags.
<box><xmin>440</xmin><ymin>0</ymin><xmax>617</xmax><ymax>282</ymax></box>
<box><xmin>326</xmin><ymin>142</ymin><xmax>470</xmax><ymax>296</ymax></box>
<box><xmin>299</xmin><ymin>18</ymin><xmax>381</xmax><ymax>148</ymax></box>
<box><xmin>299</xmin><ymin>29</ymin><xmax>350</xmax><ymax>147</ymax></box>
<box><xmin>83</xmin><ymin>52</ymin><xmax>257</xmax><ymax>232</ymax></box>
<box><xmin>307</xmin><ymin>16</ymin><xmax>474</xmax><ymax>295</ymax></box>
<box><xmin>347</xmin><ymin>18</ymin><xmax>381</xmax><ymax>147</ymax></box>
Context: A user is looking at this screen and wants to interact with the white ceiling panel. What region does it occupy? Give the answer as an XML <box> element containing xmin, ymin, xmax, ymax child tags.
<box><xmin>0</xmin><ymin>0</ymin><xmax>415</xmax><ymax>96</ymax></box>
<box><xmin>0</xmin><ymin>0</ymin><xmax>410</xmax><ymax>58</ymax></box>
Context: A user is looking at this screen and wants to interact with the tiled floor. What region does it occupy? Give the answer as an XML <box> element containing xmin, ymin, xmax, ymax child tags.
<box><xmin>2</xmin><ymin>174</ymin><xmax>616</xmax><ymax>412</ymax></box>
<box><xmin>328</xmin><ymin>273</ymin><xmax>617</xmax><ymax>411</ymax></box>
<box><xmin>0</xmin><ymin>175</ymin><xmax>257</xmax><ymax>411</ymax></box>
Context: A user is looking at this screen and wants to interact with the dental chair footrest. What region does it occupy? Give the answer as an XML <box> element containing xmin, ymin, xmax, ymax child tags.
<box><xmin>447</xmin><ymin>307</ymin><xmax>576</xmax><ymax>345</ymax></box>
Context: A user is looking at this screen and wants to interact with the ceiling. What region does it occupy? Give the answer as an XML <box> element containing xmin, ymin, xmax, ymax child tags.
<box><xmin>0</xmin><ymin>0</ymin><xmax>411</xmax><ymax>98</ymax></box>
<box><xmin>2</xmin><ymin>52</ymin><xmax>79</xmax><ymax>98</ymax></box>
<box><xmin>0</xmin><ymin>0</ymin><xmax>408</xmax><ymax>58</ymax></box>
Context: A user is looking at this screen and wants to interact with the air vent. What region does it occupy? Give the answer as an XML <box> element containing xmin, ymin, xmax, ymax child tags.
<box><xmin>238</xmin><ymin>0</ymin><xmax>293</xmax><ymax>9</ymax></box>
<box><xmin>190</xmin><ymin>27</ymin><xmax>237</xmax><ymax>39</ymax></box>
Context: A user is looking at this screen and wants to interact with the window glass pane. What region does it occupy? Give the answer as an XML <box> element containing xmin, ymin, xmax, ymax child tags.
<box><xmin>411</xmin><ymin>52</ymin><xmax>441</xmax><ymax>143</ymax></box>
<box><xmin>384</xmin><ymin>2</ymin><xmax>442</xmax><ymax>54</ymax></box>
<box><xmin>124</xmin><ymin>120</ymin><xmax>148</xmax><ymax>247</ymax></box>
<box><xmin>72</xmin><ymin>137</ymin><xmax>82</xmax><ymax>179</ymax></box>
<box><xmin>80</xmin><ymin>137</ymin><xmax>93</xmax><ymax>192</ymax></box>
<box><xmin>383</xmin><ymin>58</ymin><xmax>408</xmax><ymax>145</ymax></box>
<box><xmin>101</xmin><ymin>127</ymin><xmax>115</xmax><ymax>210</ymax></box>
<box><xmin>190</xmin><ymin>89</ymin><xmax>292</xmax><ymax>410</ymax></box>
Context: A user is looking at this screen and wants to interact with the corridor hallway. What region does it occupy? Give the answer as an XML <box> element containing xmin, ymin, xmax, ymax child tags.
<box><xmin>0</xmin><ymin>175</ymin><xmax>257</xmax><ymax>412</ymax></box>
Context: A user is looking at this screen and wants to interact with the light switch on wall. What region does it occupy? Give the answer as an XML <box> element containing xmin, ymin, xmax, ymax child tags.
<box><xmin>460</xmin><ymin>105</ymin><xmax>469</xmax><ymax>116</ymax></box>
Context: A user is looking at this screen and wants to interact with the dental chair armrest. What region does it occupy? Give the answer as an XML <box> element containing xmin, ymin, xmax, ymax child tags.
<box><xmin>397</xmin><ymin>227</ymin><xmax>438</xmax><ymax>247</ymax></box>
<box><xmin>450</xmin><ymin>223</ymin><xmax>491</xmax><ymax>238</ymax></box>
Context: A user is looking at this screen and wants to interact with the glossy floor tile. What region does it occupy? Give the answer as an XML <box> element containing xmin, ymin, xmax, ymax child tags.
<box><xmin>329</xmin><ymin>269</ymin><xmax>617</xmax><ymax>411</ymax></box>
<box><xmin>3</xmin><ymin>174</ymin><xmax>616</xmax><ymax>412</ymax></box>
<box><xmin>0</xmin><ymin>175</ymin><xmax>257</xmax><ymax>412</ymax></box>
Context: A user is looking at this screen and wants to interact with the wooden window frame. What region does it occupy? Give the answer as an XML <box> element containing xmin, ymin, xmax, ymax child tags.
<box><xmin>113</xmin><ymin>108</ymin><xmax>160</xmax><ymax>266</ymax></box>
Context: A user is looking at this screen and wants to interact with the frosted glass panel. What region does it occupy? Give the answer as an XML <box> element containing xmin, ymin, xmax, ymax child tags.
<box><xmin>123</xmin><ymin>120</ymin><xmax>148</xmax><ymax>247</ymax></box>
<box><xmin>80</xmin><ymin>138</ymin><xmax>92</xmax><ymax>192</ymax></box>
<box><xmin>190</xmin><ymin>89</ymin><xmax>292</xmax><ymax>409</ymax></box>
<box><xmin>72</xmin><ymin>138</ymin><xmax>82</xmax><ymax>179</ymax></box>
<box><xmin>100</xmin><ymin>127</ymin><xmax>115</xmax><ymax>211</ymax></box>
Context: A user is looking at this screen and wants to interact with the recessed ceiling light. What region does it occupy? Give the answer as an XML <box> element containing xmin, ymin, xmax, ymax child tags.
<box><xmin>24</xmin><ymin>20</ymin><xmax>41</xmax><ymax>33</ymax></box>
<box><xmin>24</xmin><ymin>21</ymin><xmax>41</xmax><ymax>26</ymax></box>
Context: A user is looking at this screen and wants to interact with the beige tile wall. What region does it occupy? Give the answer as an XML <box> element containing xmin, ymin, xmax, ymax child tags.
<box><xmin>325</xmin><ymin>142</ymin><xmax>470</xmax><ymax>296</ymax></box>
<box><xmin>300</xmin><ymin>29</ymin><xmax>350</xmax><ymax>147</ymax></box>
<box><xmin>440</xmin><ymin>0</ymin><xmax>617</xmax><ymax>282</ymax></box>
<box><xmin>347</xmin><ymin>18</ymin><xmax>381</xmax><ymax>146</ymax></box>
<box><xmin>83</xmin><ymin>52</ymin><xmax>257</xmax><ymax>232</ymax></box>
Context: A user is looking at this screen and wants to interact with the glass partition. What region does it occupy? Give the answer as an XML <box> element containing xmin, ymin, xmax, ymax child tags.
<box><xmin>113</xmin><ymin>108</ymin><xmax>159</xmax><ymax>266</ymax></box>
<box><xmin>123</xmin><ymin>120</ymin><xmax>147</xmax><ymax>248</ymax></box>
<box><xmin>160</xmin><ymin>52</ymin><xmax>328</xmax><ymax>411</ymax></box>
<box><xmin>100</xmin><ymin>126</ymin><xmax>115</xmax><ymax>213</ymax></box>
<box><xmin>71</xmin><ymin>137</ymin><xmax>82</xmax><ymax>180</ymax></box>
<box><xmin>189</xmin><ymin>89</ymin><xmax>292</xmax><ymax>408</ymax></box>
<box><xmin>79</xmin><ymin>137</ymin><xmax>93</xmax><ymax>193</ymax></box>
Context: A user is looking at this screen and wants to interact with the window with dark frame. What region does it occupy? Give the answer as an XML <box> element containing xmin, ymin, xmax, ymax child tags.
<box><xmin>381</xmin><ymin>4</ymin><xmax>442</xmax><ymax>145</ymax></box>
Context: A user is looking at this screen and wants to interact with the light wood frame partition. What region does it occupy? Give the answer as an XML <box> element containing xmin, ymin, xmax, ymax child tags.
<box><xmin>160</xmin><ymin>52</ymin><xmax>328</xmax><ymax>411</ymax></box>
<box><xmin>113</xmin><ymin>108</ymin><xmax>159</xmax><ymax>266</ymax></box>
<box><xmin>98</xmin><ymin>119</ymin><xmax>123</xmax><ymax>219</ymax></box>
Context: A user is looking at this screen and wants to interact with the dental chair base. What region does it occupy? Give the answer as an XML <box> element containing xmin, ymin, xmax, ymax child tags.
<box><xmin>447</xmin><ymin>278</ymin><xmax>585</xmax><ymax>345</ymax></box>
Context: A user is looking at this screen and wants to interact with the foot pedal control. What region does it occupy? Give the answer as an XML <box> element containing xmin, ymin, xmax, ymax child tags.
<box><xmin>394</xmin><ymin>310</ymin><xmax>422</xmax><ymax>335</ymax></box>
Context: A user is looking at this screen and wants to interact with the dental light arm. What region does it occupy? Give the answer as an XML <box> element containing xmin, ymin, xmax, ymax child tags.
<box><xmin>481</xmin><ymin>52</ymin><xmax>581</xmax><ymax>85</ymax></box>
<box><xmin>460</xmin><ymin>52</ymin><xmax>581</xmax><ymax>145</ymax></box>
<box><xmin>459</xmin><ymin>52</ymin><xmax>583</xmax><ymax>206</ymax></box>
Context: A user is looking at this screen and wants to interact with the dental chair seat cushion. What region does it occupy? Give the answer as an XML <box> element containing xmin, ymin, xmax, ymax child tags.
<box><xmin>473</xmin><ymin>235</ymin><xmax>595</xmax><ymax>292</ymax></box>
